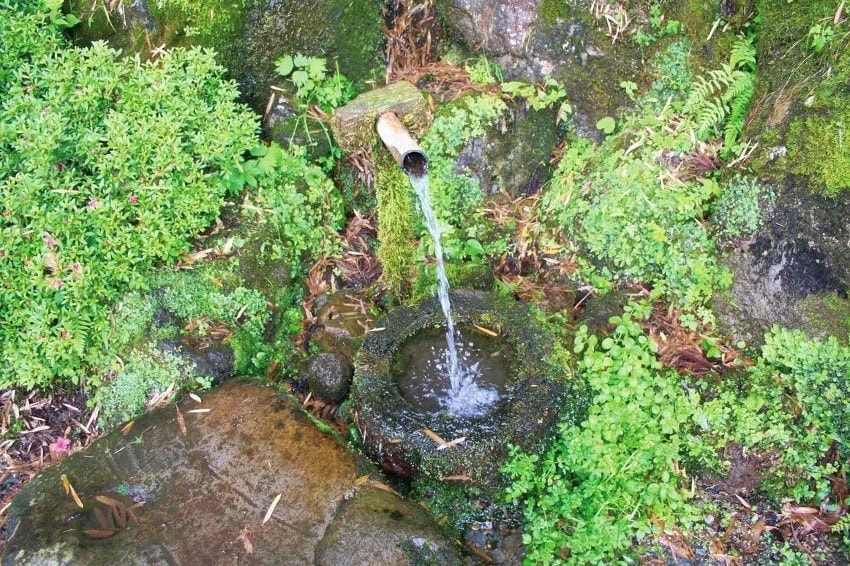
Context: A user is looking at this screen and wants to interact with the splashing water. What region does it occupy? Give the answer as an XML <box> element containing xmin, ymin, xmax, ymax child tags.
<box><xmin>408</xmin><ymin>173</ymin><xmax>500</xmax><ymax>416</ymax></box>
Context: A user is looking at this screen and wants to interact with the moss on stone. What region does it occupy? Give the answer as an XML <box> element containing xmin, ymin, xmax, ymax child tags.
<box><xmin>67</xmin><ymin>0</ymin><xmax>385</xmax><ymax>113</ymax></box>
<box><xmin>233</xmin><ymin>0</ymin><xmax>385</xmax><ymax>110</ymax></box>
<box><xmin>748</xmin><ymin>0</ymin><xmax>850</xmax><ymax>195</ymax></box>
<box><xmin>411</xmin><ymin>477</ymin><xmax>485</xmax><ymax>539</ymax></box>
<box><xmin>537</xmin><ymin>0</ymin><xmax>572</xmax><ymax>27</ymax></box>
<box><xmin>375</xmin><ymin>148</ymin><xmax>417</xmax><ymax>299</ymax></box>
<box><xmin>787</xmin><ymin>88</ymin><xmax>850</xmax><ymax>196</ymax></box>
<box><xmin>145</xmin><ymin>0</ymin><xmax>252</xmax><ymax>57</ymax></box>
<box><xmin>799</xmin><ymin>293</ymin><xmax>850</xmax><ymax>345</ymax></box>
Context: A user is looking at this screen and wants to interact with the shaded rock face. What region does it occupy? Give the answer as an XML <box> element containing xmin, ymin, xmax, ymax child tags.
<box><xmin>234</xmin><ymin>0</ymin><xmax>385</xmax><ymax>111</ymax></box>
<box><xmin>4</xmin><ymin>382</ymin><xmax>456</xmax><ymax>565</ymax></box>
<box><xmin>715</xmin><ymin>180</ymin><xmax>850</xmax><ymax>345</ymax></box>
<box><xmin>307</xmin><ymin>352</ymin><xmax>354</xmax><ymax>403</ymax></box>
<box><xmin>156</xmin><ymin>338</ymin><xmax>236</xmax><ymax>382</ymax></box>
<box><xmin>446</xmin><ymin>0</ymin><xmax>540</xmax><ymax>65</ymax></box>
<box><xmin>455</xmin><ymin>105</ymin><xmax>558</xmax><ymax>196</ymax></box>
<box><xmin>439</xmin><ymin>0</ymin><xmax>650</xmax><ymax>123</ymax></box>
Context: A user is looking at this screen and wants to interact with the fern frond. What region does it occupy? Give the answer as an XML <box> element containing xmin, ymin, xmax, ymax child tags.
<box><xmin>685</xmin><ymin>35</ymin><xmax>756</xmax><ymax>148</ymax></box>
<box><xmin>729</xmin><ymin>37</ymin><xmax>756</xmax><ymax>71</ymax></box>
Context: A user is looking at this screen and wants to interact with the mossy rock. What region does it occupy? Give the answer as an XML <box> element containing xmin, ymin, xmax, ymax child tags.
<box><xmin>454</xmin><ymin>103</ymin><xmax>558</xmax><ymax>197</ymax></box>
<box><xmin>234</xmin><ymin>0</ymin><xmax>385</xmax><ymax>111</ymax></box>
<box><xmin>3</xmin><ymin>382</ymin><xmax>413</xmax><ymax>565</ymax></box>
<box><xmin>411</xmin><ymin>262</ymin><xmax>495</xmax><ymax>304</ymax></box>
<box><xmin>713</xmin><ymin>179</ymin><xmax>850</xmax><ymax>346</ymax></box>
<box><xmin>352</xmin><ymin>290</ymin><xmax>588</xmax><ymax>488</ymax></box>
<box><xmin>746</xmin><ymin>0</ymin><xmax>850</xmax><ymax>196</ymax></box>
<box><xmin>315</xmin><ymin>485</ymin><xmax>461</xmax><ymax>565</ymax></box>
<box><xmin>66</xmin><ymin>0</ymin><xmax>385</xmax><ymax>113</ymax></box>
<box><xmin>437</xmin><ymin>1</ymin><xmax>716</xmax><ymax>125</ymax></box>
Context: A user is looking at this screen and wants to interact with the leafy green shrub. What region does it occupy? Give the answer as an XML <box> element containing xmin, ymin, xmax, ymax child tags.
<box><xmin>542</xmin><ymin>136</ymin><xmax>730</xmax><ymax>313</ymax></box>
<box><xmin>240</xmin><ymin>143</ymin><xmax>344</xmax><ymax>272</ymax></box>
<box><xmin>690</xmin><ymin>327</ymin><xmax>850</xmax><ymax>503</ymax></box>
<box><xmin>93</xmin><ymin>346</ymin><xmax>195</xmax><ymax>427</ymax></box>
<box><xmin>153</xmin><ymin>266</ymin><xmax>271</xmax><ymax>370</ymax></box>
<box><xmin>761</xmin><ymin>327</ymin><xmax>850</xmax><ymax>464</ymax></box>
<box><xmin>711</xmin><ymin>175</ymin><xmax>775</xmax><ymax>240</ymax></box>
<box><xmin>505</xmin><ymin>303</ymin><xmax>698</xmax><ymax>563</ymax></box>
<box><xmin>0</xmin><ymin>35</ymin><xmax>258</xmax><ymax>388</ymax></box>
<box><xmin>0</xmin><ymin>0</ymin><xmax>71</xmax><ymax>92</ymax></box>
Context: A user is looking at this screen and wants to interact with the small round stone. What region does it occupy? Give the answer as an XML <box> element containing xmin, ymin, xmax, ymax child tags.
<box><xmin>307</xmin><ymin>353</ymin><xmax>353</xmax><ymax>403</ymax></box>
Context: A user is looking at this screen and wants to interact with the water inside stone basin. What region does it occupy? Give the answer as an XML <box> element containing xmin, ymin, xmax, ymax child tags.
<box><xmin>393</xmin><ymin>325</ymin><xmax>513</xmax><ymax>418</ymax></box>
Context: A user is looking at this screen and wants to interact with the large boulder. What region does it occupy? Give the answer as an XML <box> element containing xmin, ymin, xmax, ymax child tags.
<box><xmin>714</xmin><ymin>0</ymin><xmax>850</xmax><ymax>345</ymax></box>
<box><xmin>714</xmin><ymin>179</ymin><xmax>850</xmax><ymax>345</ymax></box>
<box><xmin>3</xmin><ymin>381</ymin><xmax>457</xmax><ymax>565</ymax></box>
<box><xmin>437</xmin><ymin>1</ymin><xmax>724</xmax><ymax>125</ymax></box>
<box><xmin>438</xmin><ymin>1</ymin><xmax>645</xmax><ymax>123</ymax></box>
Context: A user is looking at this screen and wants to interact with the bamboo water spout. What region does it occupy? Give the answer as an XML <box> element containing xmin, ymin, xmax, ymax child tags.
<box><xmin>376</xmin><ymin>112</ymin><xmax>428</xmax><ymax>177</ymax></box>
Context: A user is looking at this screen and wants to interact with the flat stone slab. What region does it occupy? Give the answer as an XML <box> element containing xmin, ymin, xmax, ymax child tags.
<box><xmin>3</xmin><ymin>381</ymin><xmax>456</xmax><ymax>565</ymax></box>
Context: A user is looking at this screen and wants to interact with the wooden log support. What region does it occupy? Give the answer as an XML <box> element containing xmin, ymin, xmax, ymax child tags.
<box><xmin>331</xmin><ymin>80</ymin><xmax>430</xmax><ymax>153</ymax></box>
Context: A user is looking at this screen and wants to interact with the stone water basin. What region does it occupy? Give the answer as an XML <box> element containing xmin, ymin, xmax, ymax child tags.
<box><xmin>352</xmin><ymin>290</ymin><xmax>588</xmax><ymax>487</ymax></box>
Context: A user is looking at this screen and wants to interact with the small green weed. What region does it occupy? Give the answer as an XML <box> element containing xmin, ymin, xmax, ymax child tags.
<box><xmin>240</xmin><ymin>143</ymin><xmax>344</xmax><ymax>273</ymax></box>
<box><xmin>467</xmin><ymin>56</ymin><xmax>502</xmax><ymax>85</ymax></box>
<box><xmin>505</xmin><ymin>303</ymin><xmax>699</xmax><ymax>563</ymax></box>
<box><xmin>274</xmin><ymin>54</ymin><xmax>355</xmax><ymax>169</ymax></box>
<box><xmin>633</xmin><ymin>3</ymin><xmax>681</xmax><ymax>46</ymax></box>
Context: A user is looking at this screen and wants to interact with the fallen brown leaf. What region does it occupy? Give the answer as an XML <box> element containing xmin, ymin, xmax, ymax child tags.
<box><xmin>421</xmin><ymin>428</ymin><xmax>446</xmax><ymax>446</ymax></box>
<box><xmin>443</xmin><ymin>474</ymin><xmax>472</xmax><ymax>482</ymax></box>
<box><xmin>84</xmin><ymin>528</ymin><xmax>119</xmax><ymax>540</ymax></box>
<box><xmin>354</xmin><ymin>475</ymin><xmax>370</xmax><ymax>487</ymax></box>
<box><xmin>60</xmin><ymin>474</ymin><xmax>84</xmax><ymax>509</ymax></box>
<box><xmin>263</xmin><ymin>493</ymin><xmax>282</xmax><ymax>524</ymax></box>
<box><xmin>436</xmin><ymin>436</ymin><xmax>466</xmax><ymax>451</ymax></box>
<box><xmin>365</xmin><ymin>479</ymin><xmax>400</xmax><ymax>496</ymax></box>
<box><xmin>175</xmin><ymin>406</ymin><xmax>186</xmax><ymax>436</ymax></box>
<box><xmin>236</xmin><ymin>527</ymin><xmax>254</xmax><ymax>555</ymax></box>
<box><xmin>472</xmin><ymin>325</ymin><xmax>498</xmax><ymax>337</ymax></box>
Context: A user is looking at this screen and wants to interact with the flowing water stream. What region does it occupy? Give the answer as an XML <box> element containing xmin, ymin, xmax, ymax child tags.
<box><xmin>408</xmin><ymin>173</ymin><xmax>499</xmax><ymax>416</ymax></box>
